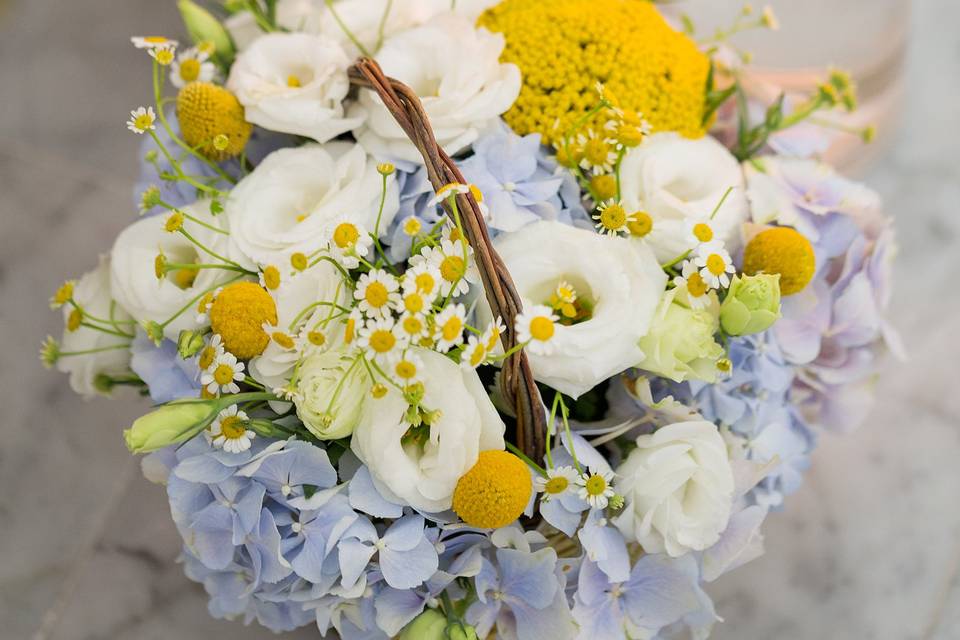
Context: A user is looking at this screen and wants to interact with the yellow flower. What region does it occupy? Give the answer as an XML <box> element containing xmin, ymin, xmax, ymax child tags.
<box><xmin>742</xmin><ymin>227</ymin><xmax>816</xmax><ymax>296</ymax></box>
<box><xmin>208</xmin><ymin>282</ymin><xmax>278</xmax><ymax>358</ymax></box>
<box><xmin>176</xmin><ymin>82</ymin><xmax>252</xmax><ymax>160</ymax></box>
<box><xmin>452</xmin><ymin>450</ymin><xmax>532</xmax><ymax>528</ymax></box>
<box><xmin>479</xmin><ymin>0</ymin><xmax>709</xmax><ymax>145</ymax></box>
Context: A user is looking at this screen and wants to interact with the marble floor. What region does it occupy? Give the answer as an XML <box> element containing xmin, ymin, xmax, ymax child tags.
<box><xmin>1</xmin><ymin>1</ymin><xmax>958</xmax><ymax>639</ymax></box>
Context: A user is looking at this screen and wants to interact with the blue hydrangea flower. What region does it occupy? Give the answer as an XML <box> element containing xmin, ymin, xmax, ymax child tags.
<box><xmin>382</xmin><ymin>166</ymin><xmax>444</xmax><ymax>263</ymax></box>
<box><xmin>338</xmin><ymin>514</ymin><xmax>439</xmax><ymax>590</ymax></box>
<box><xmin>130</xmin><ymin>332</ymin><xmax>200</xmax><ymax>403</ymax></box>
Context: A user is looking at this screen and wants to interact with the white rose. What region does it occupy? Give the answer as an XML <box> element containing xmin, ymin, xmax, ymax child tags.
<box><xmin>226</xmin><ymin>33</ymin><xmax>362</xmax><ymax>142</ymax></box>
<box><xmin>226</xmin><ymin>142</ymin><xmax>398</xmax><ymax>266</ymax></box>
<box><xmin>348</xmin><ymin>15</ymin><xmax>520</xmax><ymax>163</ymax></box>
<box><xmin>614</xmin><ymin>421</ymin><xmax>735</xmax><ymax>557</ymax></box>
<box><xmin>110</xmin><ymin>202</ymin><xmax>234</xmax><ymax>340</ymax></box>
<box><xmin>249</xmin><ymin>262</ymin><xmax>349</xmax><ymax>390</ymax></box>
<box><xmin>478</xmin><ymin>221</ymin><xmax>667</xmax><ymax>398</ymax></box>
<box><xmin>295</xmin><ymin>347</ymin><xmax>370</xmax><ymax>440</ymax></box>
<box><xmin>58</xmin><ymin>257</ymin><xmax>133</xmax><ymax>397</ymax></box>
<box><xmin>351</xmin><ymin>348</ymin><xmax>505</xmax><ymax>512</ymax></box>
<box><xmin>225</xmin><ymin>0</ymin><xmax>323</xmax><ymax>51</ymax></box>
<box><xmin>619</xmin><ymin>132</ymin><xmax>749</xmax><ymax>262</ymax></box>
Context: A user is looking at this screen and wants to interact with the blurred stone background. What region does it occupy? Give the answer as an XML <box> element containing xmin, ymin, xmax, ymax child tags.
<box><xmin>1</xmin><ymin>1</ymin><xmax>958</xmax><ymax>639</ymax></box>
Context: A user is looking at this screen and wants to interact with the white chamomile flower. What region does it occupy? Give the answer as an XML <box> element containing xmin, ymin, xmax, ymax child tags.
<box><xmin>402</xmin><ymin>262</ymin><xmax>443</xmax><ymax>301</ymax></box>
<box><xmin>427</xmin><ymin>182</ymin><xmax>482</xmax><ymax>208</ymax></box>
<box><xmin>296</xmin><ymin>325</ymin><xmax>330</xmax><ymax>356</ymax></box>
<box><xmin>576</xmin><ymin>468</ymin><xmax>616</xmax><ymax>509</ymax></box>
<box><xmin>358</xmin><ymin>316</ymin><xmax>406</xmax><ymax>360</ymax></box>
<box><xmin>131</xmin><ymin>36</ymin><xmax>179</xmax><ymax>50</ymax></box>
<box><xmin>482</xmin><ymin>316</ymin><xmax>506</xmax><ymax>352</ymax></box>
<box><xmin>415</xmin><ymin>239</ymin><xmax>476</xmax><ymax>298</ymax></box>
<box><xmin>577</xmin><ymin>129</ymin><xmax>617</xmax><ymax>175</ymax></box>
<box><xmin>396</xmin><ymin>311</ymin><xmax>430</xmax><ymax>345</ymax></box>
<box><xmin>388</xmin><ymin>351</ymin><xmax>424</xmax><ymax>386</ymax></box>
<box><xmin>148</xmin><ymin>43</ymin><xmax>177</xmax><ymax>66</ymax></box>
<box><xmin>201</xmin><ymin>352</ymin><xmax>245</xmax><ymax>395</ymax></box>
<box><xmin>685</xmin><ymin>218</ymin><xmax>718</xmax><ymax>247</ymax></box>
<box><xmin>433</xmin><ymin>303</ymin><xmax>467</xmax><ymax>353</ymax></box>
<box><xmin>258</xmin><ymin>264</ymin><xmax>283</xmax><ymax>291</ymax></box>
<box><xmin>592</xmin><ymin>201</ymin><xmax>631</xmax><ymax>237</ymax></box>
<box><xmin>209</xmin><ymin>405</ymin><xmax>256</xmax><ymax>454</ymax></box>
<box><xmin>264</xmin><ymin>324</ymin><xmax>298</xmax><ymax>352</ymax></box>
<box><xmin>674</xmin><ymin>260</ymin><xmax>712</xmax><ymax>310</ymax></box>
<box><xmin>515</xmin><ymin>305</ymin><xmax>559</xmax><ymax>356</ymax></box>
<box><xmin>196</xmin><ymin>333</ymin><xmax>225</xmax><ymax>372</ymax></box>
<box><xmin>401</xmin><ymin>216</ymin><xmax>423</xmax><ymax>237</ymax></box>
<box><xmin>460</xmin><ymin>335</ymin><xmax>487</xmax><ymax>369</ymax></box>
<box><xmin>354</xmin><ymin>269</ymin><xmax>400</xmax><ymax>319</ymax></box>
<box><xmin>273</xmin><ymin>384</ymin><xmax>301</xmax><ymax>403</ymax></box>
<box><xmin>694</xmin><ymin>245</ymin><xmax>735</xmax><ymax>289</ymax></box>
<box><xmin>195</xmin><ymin>287</ymin><xmax>222</xmax><ymax>324</ymax></box>
<box><xmin>328</xmin><ymin>219</ymin><xmax>373</xmax><ymax>269</ymax></box>
<box><xmin>534</xmin><ymin>465</ymin><xmax>580</xmax><ymax>502</ymax></box>
<box><xmin>126</xmin><ymin>106</ymin><xmax>157</xmax><ymax>134</ymax></box>
<box><xmin>394</xmin><ymin>287</ymin><xmax>430</xmax><ymax>317</ymax></box>
<box><xmin>170</xmin><ymin>46</ymin><xmax>216</xmax><ymax>88</ymax></box>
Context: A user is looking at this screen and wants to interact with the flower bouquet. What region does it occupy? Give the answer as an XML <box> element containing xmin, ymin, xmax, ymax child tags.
<box><xmin>43</xmin><ymin>1</ymin><xmax>902</xmax><ymax>638</ymax></box>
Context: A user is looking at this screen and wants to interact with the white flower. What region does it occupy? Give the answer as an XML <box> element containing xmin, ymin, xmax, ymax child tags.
<box><xmin>460</xmin><ymin>335</ymin><xmax>487</xmax><ymax>369</ymax></box>
<box><xmin>673</xmin><ymin>260</ymin><xmax>712</xmax><ymax>310</ymax></box>
<box><xmin>413</xmin><ymin>239</ymin><xmax>477</xmax><ymax>298</ymax></box>
<box><xmin>248</xmin><ymin>262</ymin><xmax>348</xmax><ymax>390</ymax></box>
<box><xmin>227</xmin><ymin>33</ymin><xmax>362</xmax><ymax>142</ymax></box>
<box><xmin>327</xmin><ymin>218</ymin><xmax>373</xmax><ymax>269</ymax></box>
<box><xmin>348</xmin><ymin>15</ymin><xmax>520</xmax><ymax>163</ymax></box>
<box><xmin>170</xmin><ymin>46</ymin><xmax>216</xmax><ymax>88</ymax></box>
<box><xmin>613</xmin><ymin>421</ymin><xmax>735</xmax><ymax>557</ymax></box>
<box><xmin>576</xmin><ymin>468</ymin><xmax>616</xmax><ymax>510</ymax></box>
<box><xmin>354</xmin><ymin>269</ymin><xmax>400</xmax><ymax>319</ymax></box>
<box><xmin>209</xmin><ymin>406</ymin><xmax>256</xmax><ymax>453</ymax></box>
<box><xmin>433</xmin><ymin>303</ymin><xmax>467</xmax><ymax>353</ymax></box>
<box><xmin>295</xmin><ymin>346</ymin><xmax>370</xmax><ymax>439</ymax></box>
<box><xmin>694</xmin><ymin>245</ymin><xmax>735</xmax><ymax>289</ymax></box>
<box><xmin>351</xmin><ymin>348</ymin><xmax>506</xmax><ymax>512</ymax></box>
<box><xmin>131</xmin><ymin>36</ymin><xmax>178</xmax><ymax>49</ymax></box>
<box><xmin>388</xmin><ymin>351</ymin><xmax>425</xmax><ymax>385</ymax></box>
<box><xmin>201</xmin><ymin>352</ymin><xmax>245</xmax><ymax>395</ymax></box>
<box><xmin>402</xmin><ymin>261</ymin><xmax>443</xmax><ymax>301</ymax></box>
<box><xmin>126</xmin><ymin>106</ymin><xmax>156</xmax><ymax>134</ymax></box>
<box><xmin>110</xmin><ymin>201</ymin><xmax>234</xmax><ymax>340</ymax></box>
<box><xmin>577</xmin><ymin>129</ymin><xmax>617</xmax><ymax>175</ymax></box>
<box><xmin>685</xmin><ymin>218</ymin><xmax>719</xmax><ymax>247</ymax></box>
<box><xmin>619</xmin><ymin>132</ymin><xmax>749</xmax><ymax>262</ymax></box>
<box><xmin>56</xmin><ymin>257</ymin><xmax>133</xmax><ymax>397</ymax></box>
<box><xmin>478</xmin><ymin>221</ymin><xmax>668</xmax><ymax>398</ymax></box>
<box><xmin>396</xmin><ymin>311</ymin><xmax>430</xmax><ymax>344</ymax></box>
<box><xmin>225</xmin><ymin>0</ymin><xmax>323</xmax><ymax>51</ymax></box>
<box><xmin>148</xmin><ymin>43</ymin><xmax>177</xmax><ymax>66</ymax></box>
<box><xmin>534</xmin><ymin>465</ymin><xmax>579</xmax><ymax>502</ymax></box>
<box><xmin>515</xmin><ymin>305</ymin><xmax>559</xmax><ymax>357</ymax></box>
<box><xmin>482</xmin><ymin>316</ymin><xmax>506</xmax><ymax>352</ymax></box>
<box><xmin>226</xmin><ymin>143</ymin><xmax>398</xmax><ymax>266</ymax></box>
<box><xmin>357</xmin><ymin>316</ymin><xmax>406</xmax><ymax>360</ymax></box>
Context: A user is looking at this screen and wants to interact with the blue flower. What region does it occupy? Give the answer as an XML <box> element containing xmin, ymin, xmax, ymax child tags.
<box><xmin>382</xmin><ymin>166</ymin><xmax>444</xmax><ymax>263</ymax></box>
<box><xmin>130</xmin><ymin>332</ymin><xmax>200</xmax><ymax>403</ymax></box>
<box><xmin>282</xmin><ymin>493</ymin><xmax>359</xmax><ymax>583</ymax></box>
<box><xmin>338</xmin><ymin>514</ymin><xmax>439</xmax><ymax>590</ymax></box>
<box><xmin>577</xmin><ymin>509</ymin><xmax>630</xmax><ymax>583</ymax></box>
<box><xmin>466</xmin><ymin>547</ymin><xmax>576</xmax><ymax>640</ymax></box>
<box><xmin>572</xmin><ymin>554</ymin><xmax>712</xmax><ymax>640</ymax></box>
<box><xmin>239</xmin><ymin>439</ymin><xmax>338</xmax><ymax>506</ymax></box>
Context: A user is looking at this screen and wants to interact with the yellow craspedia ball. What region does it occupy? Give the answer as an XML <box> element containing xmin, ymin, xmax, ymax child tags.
<box><xmin>743</xmin><ymin>227</ymin><xmax>816</xmax><ymax>296</ymax></box>
<box><xmin>176</xmin><ymin>82</ymin><xmax>252</xmax><ymax>160</ymax></box>
<box><xmin>452</xmin><ymin>450</ymin><xmax>532</xmax><ymax>528</ymax></box>
<box><xmin>478</xmin><ymin>0</ymin><xmax>709</xmax><ymax>145</ymax></box>
<box><xmin>209</xmin><ymin>282</ymin><xmax>277</xmax><ymax>359</ymax></box>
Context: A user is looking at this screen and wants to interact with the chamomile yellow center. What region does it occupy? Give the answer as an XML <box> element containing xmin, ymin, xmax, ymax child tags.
<box><xmin>198</xmin><ymin>345</ymin><xmax>217</xmax><ymax>370</ymax></box>
<box><xmin>441</xmin><ymin>317</ymin><xmax>463</xmax><ymax>341</ymax></box>
<box><xmin>371</xmin><ymin>383</ymin><xmax>389</xmax><ymax>398</ymax></box>
<box><xmin>179</xmin><ymin>58</ymin><xmax>201</xmax><ymax>82</ymax></box>
<box><xmin>208</xmin><ymin>281</ymin><xmax>278</xmax><ymax>359</ymax></box>
<box><xmin>402</xmin><ymin>315</ymin><xmax>425</xmax><ymax>336</ymax></box>
<box><xmin>693</xmin><ymin>222</ymin><xmax>714</xmax><ymax>243</ymax></box>
<box><xmin>706</xmin><ymin>254</ymin><xmax>727</xmax><ymax>276</ymax></box>
<box><xmin>468</xmin><ymin>344</ymin><xmax>486</xmax><ymax>367</ymax></box>
<box><xmin>415</xmin><ymin>272</ymin><xmax>437</xmax><ymax>294</ymax></box>
<box><xmin>590</xmin><ymin>174</ymin><xmax>618</xmax><ymax>201</ymax></box>
<box><xmin>529</xmin><ymin>316</ymin><xmax>555</xmax><ymax>342</ymax></box>
<box><xmin>307</xmin><ymin>331</ymin><xmax>326</xmax><ymax>347</ymax></box>
<box><xmin>262</xmin><ymin>265</ymin><xmax>281</xmax><ymax>290</ymax></box>
<box><xmin>134</xmin><ymin>113</ymin><xmax>155</xmax><ymax>130</ymax></box>
<box><xmin>66</xmin><ymin>309</ymin><xmax>82</xmax><ymax>332</ymax></box>
<box><xmin>545</xmin><ymin>476</ymin><xmax>570</xmax><ymax>494</ymax></box>
<box><xmin>364</xmin><ymin>282</ymin><xmax>389</xmax><ymax>308</ymax></box>
<box><xmin>598</xmin><ymin>203</ymin><xmax>628</xmax><ymax>231</ymax></box>
<box><xmin>344</xmin><ymin>317</ymin><xmax>356</xmax><ymax>343</ymax></box>
<box><xmin>403</xmin><ymin>217</ymin><xmax>423</xmax><ymax>236</ymax></box>
<box><xmin>213</xmin><ymin>363</ymin><xmax>236</xmax><ymax>386</ymax></box>
<box><xmin>368</xmin><ymin>329</ymin><xmax>396</xmax><ymax>353</ymax></box>
<box><xmin>154</xmin><ymin>49</ymin><xmax>175</xmax><ymax>65</ymax></box>
<box><xmin>290</xmin><ymin>252</ymin><xmax>308</xmax><ymax>271</ymax></box>
<box><xmin>403</xmin><ymin>292</ymin><xmax>425</xmax><ymax>314</ymax></box>
<box><xmin>219</xmin><ymin>415</ymin><xmax>247</xmax><ymax>439</ymax></box>
<box><xmin>333</xmin><ymin>222</ymin><xmax>360</xmax><ymax>249</ymax></box>
<box><xmin>686</xmin><ymin>272</ymin><xmax>709</xmax><ymax>297</ymax></box>
<box><xmin>439</xmin><ymin>255</ymin><xmax>466</xmax><ymax>283</ymax></box>
<box><xmin>583</xmin><ymin>137</ymin><xmax>613</xmax><ymax>166</ymax></box>
<box><xmin>628</xmin><ymin>211</ymin><xmax>653</xmax><ymax>237</ymax></box>
<box><xmin>584</xmin><ymin>474</ymin><xmax>609</xmax><ymax>496</ymax></box>
<box><xmin>394</xmin><ymin>360</ymin><xmax>418</xmax><ymax>380</ymax></box>
<box><xmin>272</xmin><ymin>331</ymin><xmax>295</xmax><ymax>349</ymax></box>
<box><xmin>452</xmin><ymin>450</ymin><xmax>533</xmax><ymax>529</ymax></box>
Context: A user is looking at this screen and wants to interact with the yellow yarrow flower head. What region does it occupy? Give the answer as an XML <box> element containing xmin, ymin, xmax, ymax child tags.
<box><xmin>208</xmin><ymin>281</ymin><xmax>278</xmax><ymax>359</ymax></box>
<box><xmin>479</xmin><ymin>0</ymin><xmax>710</xmax><ymax>145</ymax></box>
<box><xmin>176</xmin><ymin>82</ymin><xmax>252</xmax><ymax>160</ymax></box>
<box><xmin>452</xmin><ymin>450</ymin><xmax>533</xmax><ymax>528</ymax></box>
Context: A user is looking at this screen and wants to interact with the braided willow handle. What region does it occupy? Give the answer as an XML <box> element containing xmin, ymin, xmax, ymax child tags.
<box><xmin>348</xmin><ymin>57</ymin><xmax>547</xmax><ymax>464</ymax></box>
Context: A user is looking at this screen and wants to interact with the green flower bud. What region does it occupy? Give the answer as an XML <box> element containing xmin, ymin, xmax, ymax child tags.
<box><xmin>177</xmin><ymin>329</ymin><xmax>206</xmax><ymax>359</ymax></box>
<box><xmin>447</xmin><ymin>621</ymin><xmax>480</xmax><ymax>640</ymax></box>
<box><xmin>637</xmin><ymin>288</ymin><xmax>724</xmax><ymax>383</ymax></box>
<box><xmin>399</xmin><ymin>609</ymin><xmax>447</xmax><ymax>640</ymax></box>
<box><xmin>177</xmin><ymin>0</ymin><xmax>235</xmax><ymax>63</ymax></box>
<box><xmin>123</xmin><ymin>400</ymin><xmax>217</xmax><ymax>454</ymax></box>
<box><xmin>720</xmin><ymin>274</ymin><xmax>781</xmax><ymax>336</ymax></box>
<box><xmin>143</xmin><ymin>320</ymin><xmax>165</xmax><ymax>346</ymax></box>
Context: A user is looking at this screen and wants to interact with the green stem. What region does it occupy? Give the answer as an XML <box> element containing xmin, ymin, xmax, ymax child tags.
<box><xmin>324</xmin><ymin>0</ymin><xmax>371</xmax><ymax>56</ymax></box>
<box><xmin>178</xmin><ymin>228</ymin><xmax>250</xmax><ymax>271</ymax></box>
<box><xmin>506</xmin><ymin>441</ymin><xmax>546</xmax><ymax>476</ymax></box>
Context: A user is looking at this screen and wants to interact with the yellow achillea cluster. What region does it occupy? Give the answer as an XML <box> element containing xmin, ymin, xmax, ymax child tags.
<box><xmin>452</xmin><ymin>450</ymin><xmax>532</xmax><ymax>528</ymax></box>
<box><xmin>176</xmin><ymin>82</ymin><xmax>252</xmax><ymax>160</ymax></box>
<box><xmin>478</xmin><ymin>0</ymin><xmax>710</xmax><ymax>145</ymax></box>
<box><xmin>209</xmin><ymin>282</ymin><xmax>278</xmax><ymax>359</ymax></box>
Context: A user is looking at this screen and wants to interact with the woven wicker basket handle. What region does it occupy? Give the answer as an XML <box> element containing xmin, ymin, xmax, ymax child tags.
<box><xmin>348</xmin><ymin>57</ymin><xmax>547</xmax><ymax>464</ymax></box>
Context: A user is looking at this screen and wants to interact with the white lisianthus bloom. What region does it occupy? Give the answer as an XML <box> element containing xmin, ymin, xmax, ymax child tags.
<box><xmin>226</xmin><ymin>143</ymin><xmax>398</xmax><ymax>266</ymax></box>
<box><xmin>226</xmin><ymin>33</ymin><xmax>362</xmax><ymax>142</ymax></box>
<box><xmin>58</xmin><ymin>257</ymin><xmax>133</xmax><ymax>397</ymax></box>
<box><xmin>225</xmin><ymin>0</ymin><xmax>323</xmax><ymax>51</ymax></box>
<box><xmin>249</xmin><ymin>262</ymin><xmax>348</xmax><ymax>390</ymax></box>
<box><xmin>351</xmin><ymin>348</ymin><xmax>505</xmax><ymax>512</ymax></box>
<box><xmin>110</xmin><ymin>202</ymin><xmax>234</xmax><ymax>340</ymax></box>
<box><xmin>619</xmin><ymin>132</ymin><xmax>749</xmax><ymax>262</ymax></box>
<box><xmin>348</xmin><ymin>15</ymin><xmax>521</xmax><ymax>163</ymax></box>
<box><xmin>295</xmin><ymin>347</ymin><xmax>370</xmax><ymax>440</ymax></box>
<box><xmin>478</xmin><ymin>221</ymin><xmax>667</xmax><ymax>398</ymax></box>
<box><xmin>614</xmin><ymin>421</ymin><xmax>735</xmax><ymax>557</ymax></box>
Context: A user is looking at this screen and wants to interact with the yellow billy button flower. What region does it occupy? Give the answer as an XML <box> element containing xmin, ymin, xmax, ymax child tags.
<box><xmin>176</xmin><ymin>82</ymin><xmax>252</xmax><ymax>160</ymax></box>
<box><xmin>515</xmin><ymin>304</ymin><xmax>558</xmax><ymax>356</ymax></box>
<box><xmin>50</xmin><ymin>280</ymin><xmax>75</xmax><ymax>309</ymax></box>
<box><xmin>627</xmin><ymin>211</ymin><xmax>653</xmax><ymax>237</ymax></box>
<box><xmin>593</xmin><ymin>202</ymin><xmax>629</xmax><ymax>236</ymax></box>
<box><xmin>452</xmin><ymin>450</ymin><xmax>533</xmax><ymax>529</ymax></box>
<box><xmin>742</xmin><ymin>226</ymin><xmax>816</xmax><ymax>296</ymax></box>
<box><xmin>208</xmin><ymin>282</ymin><xmax>278</xmax><ymax>359</ymax></box>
